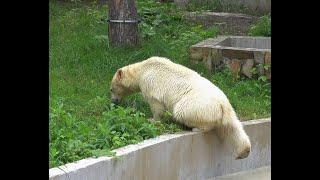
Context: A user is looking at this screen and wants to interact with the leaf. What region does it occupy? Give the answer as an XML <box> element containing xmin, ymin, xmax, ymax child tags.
<box><xmin>258</xmin><ymin>76</ymin><xmax>267</xmax><ymax>82</ymax></box>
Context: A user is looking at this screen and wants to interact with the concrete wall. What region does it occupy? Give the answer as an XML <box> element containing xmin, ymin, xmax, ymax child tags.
<box><xmin>174</xmin><ymin>0</ymin><xmax>271</xmax><ymax>14</ymax></box>
<box><xmin>184</xmin><ymin>12</ymin><xmax>258</xmax><ymax>35</ymax></box>
<box><xmin>49</xmin><ymin>118</ymin><xmax>271</xmax><ymax>180</ymax></box>
<box><xmin>221</xmin><ymin>0</ymin><xmax>271</xmax><ymax>13</ymax></box>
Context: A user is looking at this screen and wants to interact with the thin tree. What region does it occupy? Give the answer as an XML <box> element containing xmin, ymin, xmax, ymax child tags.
<box><xmin>108</xmin><ymin>0</ymin><xmax>139</xmax><ymax>46</ymax></box>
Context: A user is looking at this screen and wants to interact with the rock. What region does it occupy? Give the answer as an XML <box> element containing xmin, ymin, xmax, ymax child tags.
<box><xmin>189</xmin><ymin>47</ymin><xmax>203</xmax><ymax>62</ymax></box>
<box><xmin>211</xmin><ymin>49</ymin><xmax>221</xmax><ymax>64</ymax></box>
<box><xmin>202</xmin><ymin>47</ymin><xmax>213</xmax><ymax>71</ymax></box>
<box><xmin>241</xmin><ymin>59</ymin><xmax>254</xmax><ymax>78</ymax></box>
<box><xmin>211</xmin><ymin>49</ymin><xmax>223</xmax><ymax>71</ymax></box>
<box><xmin>254</xmin><ymin>51</ymin><xmax>265</xmax><ymax>75</ymax></box>
<box><xmin>228</xmin><ymin>59</ymin><xmax>242</xmax><ymax>78</ymax></box>
<box><xmin>264</xmin><ymin>52</ymin><xmax>271</xmax><ymax>79</ymax></box>
<box><xmin>254</xmin><ymin>51</ymin><xmax>265</xmax><ymax>64</ymax></box>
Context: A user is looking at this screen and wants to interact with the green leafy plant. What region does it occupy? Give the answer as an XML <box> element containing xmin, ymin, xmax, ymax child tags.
<box><xmin>249</xmin><ymin>14</ymin><xmax>271</xmax><ymax>37</ymax></box>
<box><xmin>49</xmin><ymin>98</ymin><xmax>183</xmax><ymax>168</ymax></box>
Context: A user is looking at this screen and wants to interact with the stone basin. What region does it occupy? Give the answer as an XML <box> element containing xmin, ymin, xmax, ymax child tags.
<box><xmin>189</xmin><ymin>36</ymin><xmax>271</xmax><ymax>79</ymax></box>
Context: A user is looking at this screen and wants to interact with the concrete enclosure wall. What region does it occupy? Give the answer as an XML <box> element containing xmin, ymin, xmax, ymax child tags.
<box><xmin>49</xmin><ymin>118</ymin><xmax>271</xmax><ymax>180</ymax></box>
<box><xmin>221</xmin><ymin>0</ymin><xmax>271</xmax><ymax>13</ymax></box>
<box><xmin>219</xmin><ymin>36</ymin><xmax>271</xmax><ymax>49</ymax></box>
<box><xmin>184</xmin><ymin>12</ymin><xmax>258</xmax><ymax>35</ymax></box>
<box><xmin>174</xmin><ymin>0</ymin><xmax>271</xmax><ymax>14</ymax></box>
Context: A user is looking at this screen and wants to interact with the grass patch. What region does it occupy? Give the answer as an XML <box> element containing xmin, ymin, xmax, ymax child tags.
<box><xmin>49</xmin><ymin>0</ymin><xmax>270</xmax><ymax>168</ymax></box>
<box><xmin>248</xmin><ymin>14</ymin><xmax>271</xmax><ymax>37</ymax></box>
<box><xmin>211</xmin><ymin>69</ymin><xmax>270</xmax><ymax>120</ymax></box>
<box><xmin>49</xmin><ymin>99</ymin><xmax>184</xmax><ymax>168</ymax></box>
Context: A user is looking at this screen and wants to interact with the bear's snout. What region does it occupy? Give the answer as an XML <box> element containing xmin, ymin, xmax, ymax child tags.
<box><xmin>111</xmin><ymin>97</ymin><xmax>120</xmax><ymax>104</ymax></box>
<box><xmin>110</xmin><ymin>92</ymin><xmax>122</xmax><ymax>104</ymax></box>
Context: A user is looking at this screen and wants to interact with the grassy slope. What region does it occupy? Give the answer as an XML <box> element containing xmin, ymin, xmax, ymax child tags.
<box><xmin>49</xmin><ymin>0</ymin><xmax>270</xmax><ymax>168</ymax></box>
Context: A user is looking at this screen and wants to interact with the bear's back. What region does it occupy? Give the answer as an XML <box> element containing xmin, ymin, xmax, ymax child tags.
<box><xmin>139</xmin><ymin>57</ymin><xmax>231</xmax><ymax>111</ymax></box>
<box><xmin>142</xmin><ymin>56</ymin><xmax>199</xmax><ymax>77</ymax></box>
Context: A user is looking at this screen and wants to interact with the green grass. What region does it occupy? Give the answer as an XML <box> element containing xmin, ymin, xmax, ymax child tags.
<box><xmin>248</xmin><ymin>14</ymin><xmax>271</xmax><ymax>37</ymax></box>
<box><xmin>210</xmin><ymin>69</ymin><xmax>270</xmax><ymax>120</ymax></box>
<box><xmin>49</xmin><ymin>0</ymin><xmax>270</xmax><ymax>168</ymax></box>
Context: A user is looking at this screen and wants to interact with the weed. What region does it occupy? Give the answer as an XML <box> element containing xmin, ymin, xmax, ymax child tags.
<box><xmin>248</xmin><ymin>14</ymin><xmax>271</xmax><ymax>37</ymax></box>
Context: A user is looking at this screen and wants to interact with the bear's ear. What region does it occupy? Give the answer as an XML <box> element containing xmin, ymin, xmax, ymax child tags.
<box><xmin>116</xmin><ymin>69</ymin><xmax>123</xmax><ymax>81</ymax></box>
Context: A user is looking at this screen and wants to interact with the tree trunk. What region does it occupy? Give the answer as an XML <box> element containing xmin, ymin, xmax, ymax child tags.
<box><xmin>108</xmin><ymin>0</ymin><xmax>139</xmax><ymax>46</ymax></box>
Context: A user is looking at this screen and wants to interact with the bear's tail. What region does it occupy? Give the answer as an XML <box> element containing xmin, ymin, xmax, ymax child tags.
<box><xmin>216</xmin><ymin>104</ymin><xmax>251</xmax><ymax>160</ymax></box>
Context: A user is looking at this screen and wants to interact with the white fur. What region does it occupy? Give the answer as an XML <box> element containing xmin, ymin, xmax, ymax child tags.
<box><xmin>111</xmin><ymin>56</ymin><xmax>251</xmax><ymax>159</ymax></box>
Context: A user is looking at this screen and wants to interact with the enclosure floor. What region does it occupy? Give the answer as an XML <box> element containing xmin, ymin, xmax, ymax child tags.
<box><xmin>207</xmin><ymin>166</ymin><xmax>271</xmax><ymax>180</ymax></box>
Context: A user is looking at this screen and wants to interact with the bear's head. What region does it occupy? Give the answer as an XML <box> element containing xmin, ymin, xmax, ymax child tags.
<box><xmin>110</xmin><ymin>68</ymin><xmax>137</xmax><ymax>104</ymax></box>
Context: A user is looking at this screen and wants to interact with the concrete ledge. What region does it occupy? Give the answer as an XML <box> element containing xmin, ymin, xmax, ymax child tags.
<box><xmin>184</xmin><ymin>12</ymin><xmax>258</xmax><ymax>35</ymax></box>
<box><xmin>208</xmin><ymin>166</ymin><xmax>271</xmax><ymax>180</ymax></box>
<box><xmin>190</xmin><ymin>36</ymin><xmax>271</xmax><ymax>52</ymax></box>
<box><xmin>175</xmin><ymin>0</ymin><xmax>270</xmax><ymax>14</ymax></box>
<box><xmin>49</xmin><ymin>118</ymin><xmax>271</xmax><ymax>180</ymax></box>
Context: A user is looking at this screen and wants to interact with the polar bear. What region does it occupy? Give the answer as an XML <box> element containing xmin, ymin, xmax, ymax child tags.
<box><xmin>110</xmin><ymin>56</ymin><xmax>251</xmax><ymax>159</ymax></box>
